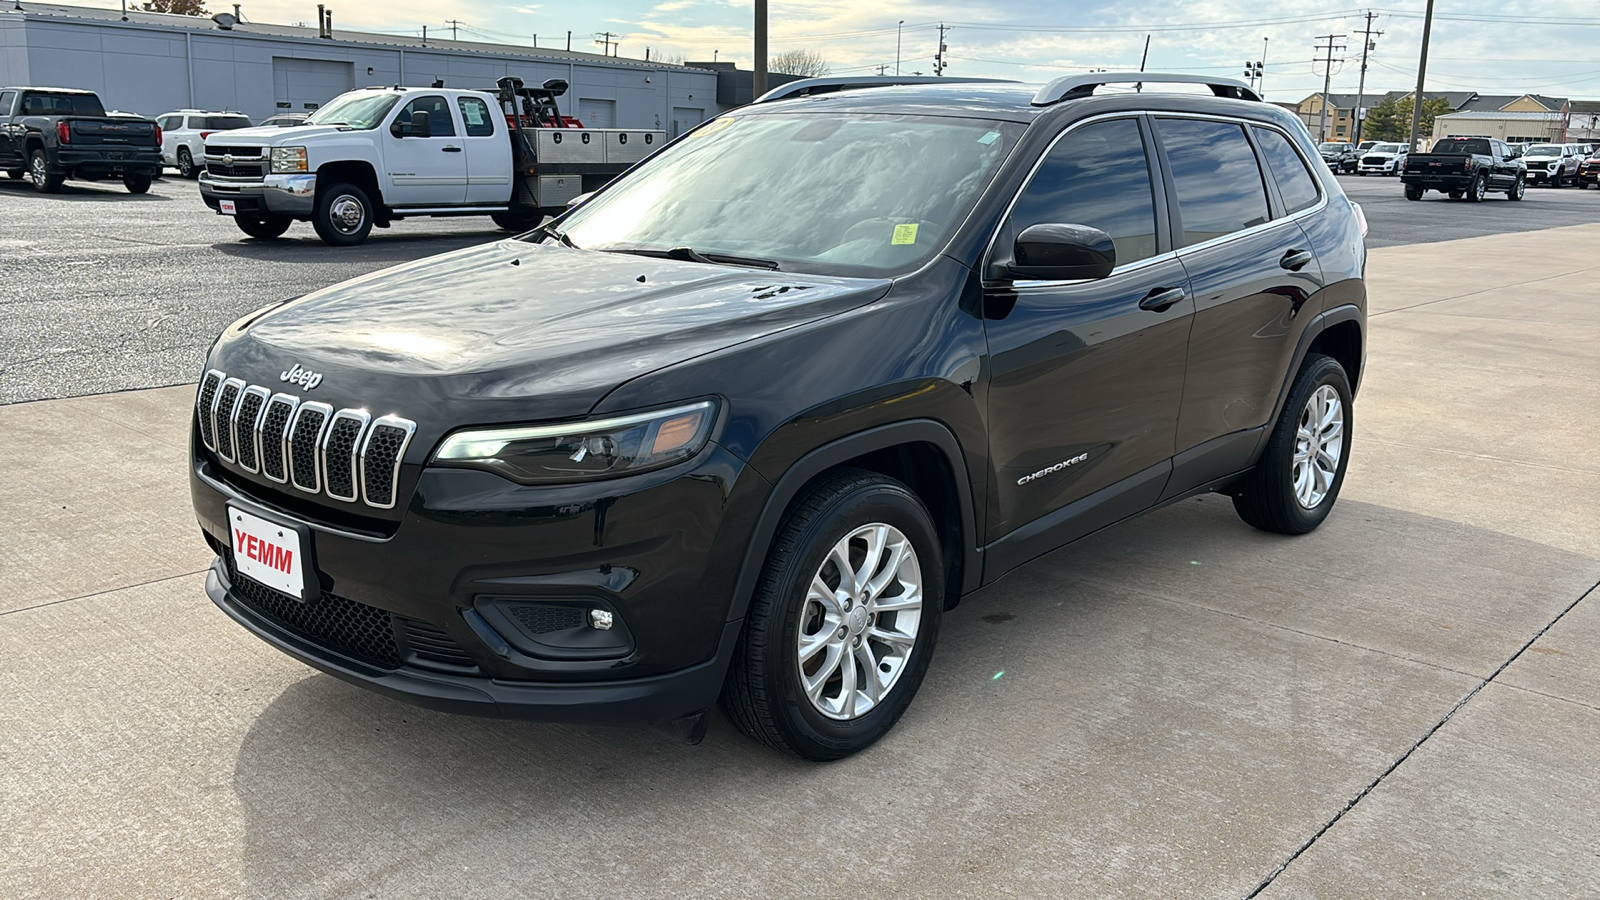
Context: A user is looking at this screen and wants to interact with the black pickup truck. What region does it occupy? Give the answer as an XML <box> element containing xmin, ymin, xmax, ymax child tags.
<box><xmin>1400</xmin><ymin>137</ymin><xmax>1526</xmax><ymax>202</ymax></box>
<box><xmin>0</xmin><ymin>87</ymin><xmax>162</xmax><ymax>194</ymax></box>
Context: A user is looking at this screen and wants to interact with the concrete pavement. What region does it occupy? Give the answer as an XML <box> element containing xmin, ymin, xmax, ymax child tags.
<box><xmin>2</xmin><ymin>225</ymin><xmax>1597</xmax><ymax>898</ymax></box>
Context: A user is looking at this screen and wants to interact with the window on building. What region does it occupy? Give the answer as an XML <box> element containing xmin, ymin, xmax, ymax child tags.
<box><xmin>1335</xmin><ymin>125</ymin><xmax>1347</xmax><ymax>135</ymax></box>
<box><xmin>1156</xmin><ymin>117</ymin><xmax>1271</xmax><ymax>246</ymax></box>
<box><xmin>1006</xmin><ymin>117</ymin><xmax>1160</xmax><ymax>267</ymax></box>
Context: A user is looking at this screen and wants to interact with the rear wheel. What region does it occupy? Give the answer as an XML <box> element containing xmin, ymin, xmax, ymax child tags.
<box><xmin>490</xmin><ymin>208</ymin><xmax>544</xmax><ymax>232</ymax></box>
<box><xmin>235</xmin><ymin>214</ymin><xmax>293</xmax><ymax>240</ymax></box>
<box><xmin>1232</xmin><ymin>354</ymin><xmax>1352</xmax><ymax>535</ymax></box>
<box><xmin>1404</xmin><ymin>183</ymin><xmax>1423</xmax><ymax>201</ymax></box>
<box><xmin>720</xmin><ymin>468</ymin><xmax>943</xmax><ymax>760</ymax></box>
<box><xmin>122</xmin><ymin>171</ymin><xmax>152</xmax><ymax>194</ymax></box>
<box><xmin>29</xmin><ymin>149</ymin><xmax>63</xmax><ymax>193</ymax></box>
<box><xmin>176</xmin><ymin>147</ymin><xmax>198</xmax><ymax>179</ymax></box>
<box><xmin>311</xmin><ymin>182</ymin><xmax>374</xmax><ymax>246</ymax></box>
<box><xmin>1508</xmin><ymin>175</ymin><xmax>1526</xmax><ymax>200</ymax></box>
<box><xmin>1465</xmin><ymin>172</ymin><xmax>1488</xmax><ymax>203</ymax></box>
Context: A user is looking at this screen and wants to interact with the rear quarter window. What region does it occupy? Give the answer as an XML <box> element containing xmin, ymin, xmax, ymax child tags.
<box><xmin>1253</xmin><ymin>127</ymin><xmax>1322</xmax><ymax>215</ymax></box>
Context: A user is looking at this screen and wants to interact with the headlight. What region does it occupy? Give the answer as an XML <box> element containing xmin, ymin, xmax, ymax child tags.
<box><xmin>270</xmin><ymin>146</ymin><xmax>308</xmax><ymax>173</ymax></box>
<box><xmin>432</xmin><ymin>400</ymin><xmax>717</xmax><ymax>484</ymax></box>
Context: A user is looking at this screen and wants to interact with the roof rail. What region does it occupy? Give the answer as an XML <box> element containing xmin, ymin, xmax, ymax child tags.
<box><xmin>754</xmin><ymin>75</ymin><xmax>1018</xmax><ymax>104</ymax></box>
<box><xmin>1033</xmin><ymin>73</ymin><xmax>1260</xmax><ymax>106</ymax></box>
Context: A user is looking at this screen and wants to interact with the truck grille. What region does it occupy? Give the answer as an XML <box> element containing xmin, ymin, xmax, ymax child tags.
<box><xmin>206</xmin><ymin>162</ymin><xmax>266</xmax><ymax>179</ymax></box>
<box><xmin>198</xmin><ymin>369</ymin><xmax>416</xmax><ymax>510</ymax></box>
<box><xmin>206</xmin><ymin>146</ymin><xmax>266</xmax><ymax>159</ymax></box>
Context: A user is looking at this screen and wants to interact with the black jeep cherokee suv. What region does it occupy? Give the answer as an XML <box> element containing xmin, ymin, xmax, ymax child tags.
<box><xmin>190</xmin><ymin>74</ymin><xmax>1366</xmax><ymax>760</ymax></box>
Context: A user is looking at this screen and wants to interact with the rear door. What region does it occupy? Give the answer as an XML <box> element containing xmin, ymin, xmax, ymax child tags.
<box><xmin>1155</xmin><ymin>116</ymin><xmax>1328</xmax><ymax>494</ymax></box>
<box><xmin>0</xmin><ymin>91</ymin><xmax>17</xmax><ymax>166</ymax></box>
<box><xmin>983</xmin><ymin>115</ymin><xmax>1193</xmax><ymax>542</ymax></box>
<box><xmin>456</xmin><ymin>95</ymin><xmax>510</xmax><ymax>205</ymax></box>
<box><xmin>383</xmin><ymin>94</ymin><xmax>468</xmax><ymax>206</ymax></box>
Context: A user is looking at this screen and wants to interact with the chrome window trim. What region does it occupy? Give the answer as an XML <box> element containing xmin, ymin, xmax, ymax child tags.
<box><xmin>287</xmin><ymin>401</ymin><xmax>334</xmax><ymax>494</ymax></box>
<box><xmin>214</xmin><ymin>377</ymin><xmax>247</xmax><ymax>463</ymax></box>
<box><xmin>234</xmin><ymin>385</ymin><xmax>272</xmax><ymax>474</ymax></box>
<box><xmin>359</xmin><ymin>416</ymin><xmax>417</xmax><ymax>510</ymax></box>
<box><xmin>260</xmin><ymin>392</ymin><xmax>300</xmax><ymax>484</ymax></box>
<box><xmin>196</xmin><ymin>369</ymin><xmax>225</xmax><ymax>451</ymax></box>
<box><xmin>320</xmin><ymin>408</ymin><xmax>372</xmax><ymax>503</ymax></box>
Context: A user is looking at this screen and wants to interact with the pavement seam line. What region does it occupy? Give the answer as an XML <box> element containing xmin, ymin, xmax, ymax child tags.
<box><xmin>1243</xmin><ymin>576</ymin><xmax>1600</xmax><ymax>899</ymax></box>
<box><xmin>1370</xmin><ymin>263</ymin><xmax>1600</xmax><ymax>318</ymax></box>
<box><xmin>1490</xmin><ymin>681</ymin><xmax>1600</xmax><ymax>716</ymax></box>
<box><xmin>0</xmin><ymin>568</ymin><xmax>210</xmax><ymax>619</ymax></box>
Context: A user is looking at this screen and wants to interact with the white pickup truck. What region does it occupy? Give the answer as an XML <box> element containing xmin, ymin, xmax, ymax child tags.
<box><xmin>197</xmin><ymin>79</ymin><xmax>665</xmax><ymax>245</ymax></box>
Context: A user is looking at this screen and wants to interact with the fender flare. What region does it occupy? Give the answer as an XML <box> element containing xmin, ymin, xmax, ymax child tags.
<box><xmin>726</xmin><ymin>419</ymin><xmax>982</xmax><ymax>624</ymax></box>
<box><xmin>1263</xmin><ymin>302</ymin><xmax>1364</xmax><ymax>439</ymax></box>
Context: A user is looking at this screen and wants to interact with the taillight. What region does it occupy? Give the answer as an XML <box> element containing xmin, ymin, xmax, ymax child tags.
<box><xmin>56</xmin><ymin>120</ymin><xmax>71</xmax><ymax>143</ymax></box>
<box><xmin>200</xmin><ymin>131</ymin><xmax>212</xmax><ymax>139</ymax></box>
<box><xmin>155</xmin><ymin>124</ymin><xmax>162</xmax><ymax>145</ymax></box>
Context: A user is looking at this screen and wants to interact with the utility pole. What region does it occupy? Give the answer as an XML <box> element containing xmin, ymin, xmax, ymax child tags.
<box><xmin>753</xmin><ymin>0</ymin><xmax>768</xmax><ymax>98</ymax></box>
<box><xmin>445</xmin><ymin>19</ymin><xmax>462</xmax><ymax>41</ymax></box>
<box><xmin>1353</xmin><ymin>12</ymin><xmax>1383</xmax><ymax>143</ymax></box>
<box><xmin>896</xmin><ymin>20</ymin><xmax>904</xmax><ymax>76</ymax></box>
<box><xmin>875</xmin><ymin>64</ymin><xmax>889</xmax><ymax>75</ymax></box>
<box><xmin>594</xmin><ymin>31</ymin><xmax>618</xmax><ymax>57</ymax></box>
<box><xmin>566</xmin><ymin>30</ymin><xmax>571</xmax><ymax>51</ymax></box>
<box><xmin>1312</xmin><ymin>33</ymin><xmax>1347</xmax><ymax>143</ymax></box>
<box><xmin>1408</xmin><ymin>0</ymin><xmax>1437</xmax><ymax>152</ymax></box>
<box><xmin>933</xmin><ymin>23</ymin><xmax>948</xmax><ymax>76</ymax></box>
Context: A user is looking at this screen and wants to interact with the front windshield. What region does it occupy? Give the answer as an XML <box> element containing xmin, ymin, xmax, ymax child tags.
<box><xmin>1373</xmin><ymin>143</ymin><xmax>1402</xmax><ymax>153</ymax></box>
<box><xmin>1525</xmin><ymin>144</ymin><xmax>1560</xmax><ymax>156</ymax></box>
<box><xmin>552</xmin><ymin>113</ymin><xmax>1021</xmax><ymax>276</ymax></box>
<box><xmin>306</xmin><ymin>92</ymin><xmax>400</xmax><ymax>129</ymax></box>
<box><xmin>1319</xmin><ymin>143</ymin><xmax>1348</xmax><ymax>151</ymax></box>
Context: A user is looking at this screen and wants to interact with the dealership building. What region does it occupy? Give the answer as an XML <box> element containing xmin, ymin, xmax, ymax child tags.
<box><xmin>0</xmin><ymin>2</ymin><xmax>731</xmax><ymax>134</ymax></box>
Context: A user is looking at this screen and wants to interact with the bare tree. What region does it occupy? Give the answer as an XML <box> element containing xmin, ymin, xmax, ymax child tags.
<box><xmin>660</xmin><ymin>53</ymin><xmax>687</xmax><ymax>66</ymax></box>
<box><xmin>143</xmin><ymin>0</ymin><xmax>209</xmax><ymax>14</ymax></box>
<box><xmin>770</xmin><ymin>48</ymin><xmax>831</xmax><ymax>77</ymax></box>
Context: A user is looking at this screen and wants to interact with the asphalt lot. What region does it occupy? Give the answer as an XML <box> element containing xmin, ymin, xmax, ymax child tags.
<box><xmin>2</xmin><ymin>171</ymin><xmax>1598</xmax><ymax>405</ymax></box>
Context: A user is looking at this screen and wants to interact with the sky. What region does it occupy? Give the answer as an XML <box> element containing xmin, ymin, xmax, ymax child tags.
<box><xmin>113</xmin><ymin>0</ymin><xmax>1600</xmax><ymax>102</ymax></box>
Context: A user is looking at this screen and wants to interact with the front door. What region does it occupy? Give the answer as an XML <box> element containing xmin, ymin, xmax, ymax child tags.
<box><xmin>0</xmin><ymin>91</ymin><xmax>18</xmax><ymax>167</ymax></box>
<box><xmin>983</xmin><ymin>116</ymin><xmax>1193</xmax><ymax>543</ymax></box>
<box><xmin>383</xmin><ymin>94</ymin><xmax>468</xmax><ymax>206</ymax></box>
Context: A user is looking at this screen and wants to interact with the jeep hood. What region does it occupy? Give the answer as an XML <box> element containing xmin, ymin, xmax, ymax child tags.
<box><xmin>211</xmin><ymin>239</ymin><xmax>891</xmax><ymax>423</ymax></box>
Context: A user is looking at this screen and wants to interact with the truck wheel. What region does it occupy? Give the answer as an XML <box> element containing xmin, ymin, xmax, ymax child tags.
<box><xmin>176</xmin><ymin>147</ymin><xmax>198</xmax><ymax>179</ymax></box>
<box><xmin>312</xmin><ymin>183</ymin><xmax>374</xmax><ymax>246</ymax></box>
<box><xmin>1404</xmin><ymin>183</ymin><xmax>1423</xmax><ymax>201</ymax></box>
<box><xmin>1508</xmin><ymin>175</ymin><xmax>1526</xmax><ymax>201</ymax></box>
<box><xmin>29</xmin><ymin>150</ymin><xmax>63</xmax><ymax>194</ymax></box>
<box><xmin>1550</xmin><ymin>171</ymin><xmax>1563</xmax><ymax>188</ymax></box>
<box><xmin>1232</xmin><ymin>354</ymin><xmax>1352</xmax><ymax>535</ymax></box>
<box><xmin>123</xmin><ymin>171</ymin><xmax>153</xmax><ymax>194</ymax></box>
<box><xmin>720</xmin><ymin>468</ymin><xmax>944</xmax><ymax>760</ymax></box>
<box><xmin>490</xmin><ymin>208</ymin><xmax>544</xmax><ymax>232</ymax></box>
<box><xmin>235</xmin><ymin>214</ymin><xmax>293</xmax><ymax>240</ymax></box>
<box><xmin>1465</xmin><ymin>172</ymin><xmax>1488</xmax><ymax>203</ymax></box>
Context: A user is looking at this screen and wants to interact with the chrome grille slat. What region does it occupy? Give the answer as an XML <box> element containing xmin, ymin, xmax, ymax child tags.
<box><xmin>196</xmin><ymin>371</ymin><xmax>413</xmax><ymax>509</ymax></box>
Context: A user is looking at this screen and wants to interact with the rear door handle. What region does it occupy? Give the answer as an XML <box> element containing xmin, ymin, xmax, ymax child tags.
<box><xmin>1138</xmin><ymin>286</ymin><xmax>1186</xmax><ymax>312</ymax></box>
<box><xmin>1280</xmin><ymin>249</ymin><xmax>1314</xmax><ymax>271</ymax></box>
<box><xmin>442</xmin><ymin>145</ymin><xmax>462</xmax><ymax>152</ymax></box>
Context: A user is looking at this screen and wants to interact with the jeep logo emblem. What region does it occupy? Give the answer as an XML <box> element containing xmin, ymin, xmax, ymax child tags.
<box><xmin>280</xmin><ymin>364</ymin><xmax>323</xmax><ymax>390</ymax></box>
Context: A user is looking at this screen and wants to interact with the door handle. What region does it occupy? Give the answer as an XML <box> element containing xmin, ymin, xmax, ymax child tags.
<box><xmin>1138</xmin><ymin>286</ymin><xmax>1186</xmax><ymax>312</ymax></box>
<box><xmin>1280</xmin><ymin>249</ymin><xmax>1314</xmax><ymax>271</ymax></box>
<box><xmin>442</xmin><ymin>145</ymin><xmax>462</xmax><ymax>152</ymax></box>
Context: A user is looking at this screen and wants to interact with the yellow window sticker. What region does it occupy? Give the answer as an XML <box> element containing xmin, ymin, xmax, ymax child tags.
<box><xmin>892</xmin><ymin>223</ymin><xmax>919</xmax><ymax>245</ymax></box>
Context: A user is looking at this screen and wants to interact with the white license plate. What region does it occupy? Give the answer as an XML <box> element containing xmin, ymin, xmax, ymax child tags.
<box><xmin>219</xmin><ymin>199</ymin><xmax>237</xmax><ymax>216</ymax></box>
<box><xmin>228</xmin><ymin>505</ymin><xmax>305</xmax><ymax>599</ymax></box>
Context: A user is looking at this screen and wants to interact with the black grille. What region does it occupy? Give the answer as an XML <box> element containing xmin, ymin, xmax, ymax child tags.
<box><xmin>223</xmin><ymin>551</ymin><xmax>401</xmax><ymax>667</ymax></box>
<box><xmin>398</xmin><ymin>617</ymin><xmax>477</xmax><ymax>670</ymax></box>
<box><xmin>206</xmin><ymin>162</ymin><xmax>266</xmax><ymax>178</ymax></box>
<box><xmin>196</xmin><ymin>374</ymin><xmax>221</xmax><ymax>449</ymax></box>
<box><xmin>260</xmin><ymin>398</ymin><xmax>294</xmax><ymax>480</ymax></box>
<box><xmin>234</xmin><ymin>392</ymin><xmax>265</xmax><ymax>471</ymax></box>
<box><xmin>206</xmin><ymin>145</ymin><xmax>265</xmax><ymax>158</ymax></box>
<box><xmin>362</xmin><ymin>424</ymin><xmax>408</xmax><ymax>507</ymax></box>
<box><xmin>324</xmin><ymin>416</ymin><xmax>365</xmax><ymax>500</ymax></box>
<box><xmin>290</xmin><ymin>407</ymin><xmax>328</xmax><ymax>491</ymax></box>
<box><xmin>508</xmin><ymin>604</ymin><xmax>587</xmax><ymax>634</ymax></box>
<box><xmin>214</xmin><ymin>382</ymin><xmax>241</xmax><ymax>459</ymax></box>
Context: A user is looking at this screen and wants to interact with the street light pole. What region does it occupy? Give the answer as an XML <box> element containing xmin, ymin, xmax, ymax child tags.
<box><xmin>896</xmin><ymin>20</ymin><xmax>904</xmax><ymax>75</ymax></box>
<box><xmin>754</xmin><ymin>0</ymin><xmax>768</xmax><ymax>99</ymax></box>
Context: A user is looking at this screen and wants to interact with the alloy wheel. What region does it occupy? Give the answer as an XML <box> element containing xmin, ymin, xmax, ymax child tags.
<box><xmin>30</xmin><ymin>154</ymin><xmax>46</xmax><ymax>184</ymax></box>
<box><xmin>795</xmin><ymin>523</ymin><xmax>924</xmax><ymax>721</ymax></box>
<box><xmin>1292</xmin><ymin>385</ymin><xmax>1344</xmax><ymax>509</ymax></box>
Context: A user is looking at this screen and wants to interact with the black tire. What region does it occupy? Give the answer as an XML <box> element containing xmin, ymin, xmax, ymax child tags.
<box><xmin>1465</xmin><ymin>172</ymin><xmax>1488</xmax><ymax>203</ymax></box>
<box><xmin>490</xmin><ymin>208</ymin><xmax>544</xmax><ymax>232</ymax></box>
<box><xmin>123</xmin><ymin>171</ymin><xmax>152</xmax><ymax>194</ymax></box>
<box><xmin>29</xmin><ymin>149</ymin><xmax>63</xmax><ymax>194</ymax></box>
<box><xmin>1232</xmin><ymin>354</ymin><xmax>1353</xmax><ymax>535</ymax></box>
<box><xmin>311</xmin><ymin>182</ymin><xmax>374</xmax><ymax>246</ymax></box>
<box><xmin>235</xmin><ymin>214</ymin><xmax>293</xmax><ymax>240</ymax></box>
<box><xmin>720</xmin><ymin>468</ymin><xmax>945</xmax><ymax>760</ymax></box>
<box><xmin>1508</xmin><ymin>175</ymin><xmax>1526</xmax><ymax>201</ymax></box>
<box><xmin>176</xmin><ymin>147</ymin><xmax>198</xmax><ymax>179</ymax></box>
<box><xmin>1551</xmin><ymin>171</ymin><xmax>1563</xmax><ymax>188</ymax></box>
<box><xmin>1404</xmin><ymin>183</ymin><xmax>1423</xmax><ymax>201</ymax></box>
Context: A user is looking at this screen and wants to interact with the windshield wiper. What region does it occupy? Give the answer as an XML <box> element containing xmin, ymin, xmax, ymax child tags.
<box><xmin>606</xmin><ymin>246</ymin><xmax>780</xmax><ymax>270</ymax></box>
<box><xmin>534</xmin><ymin>225</ymin><xmax>578</xmax><ymax>249</ymax></box>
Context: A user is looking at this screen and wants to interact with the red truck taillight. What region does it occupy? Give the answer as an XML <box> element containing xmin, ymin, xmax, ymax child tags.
<box><xmin>56</xmin><ymin>121</ymin><xmax>71</xmax><ymax>144</ymax></box>
<box><xmin>155</xmin><ymin>125</ymin><xmax>162</xmax><ymax>145</ymax></box>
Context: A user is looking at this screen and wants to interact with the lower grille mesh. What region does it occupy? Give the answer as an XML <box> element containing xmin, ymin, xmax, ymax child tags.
<box><xmin>223</xmin><ymin>551</ymin><xmax>401</xmax><ymax>667</ymax></box>
<box><xmin>398</xmin><ymin>617</ymin><xmax>477</xmax><ymax>670</ymax></box>
<box><xmin>509</xmin><ymin>604</ymin><xmax>587</xmax><ymax>634</ymax></box>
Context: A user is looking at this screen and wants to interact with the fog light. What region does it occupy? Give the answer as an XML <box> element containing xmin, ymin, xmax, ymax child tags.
<box><xmin>589</xmin><ymin>609</ymin><xmax>615</xmax><ymax>630</ymax></box>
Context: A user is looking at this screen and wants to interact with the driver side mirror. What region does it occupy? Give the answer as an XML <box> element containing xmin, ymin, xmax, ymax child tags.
<box><xmin>391</xmin><ymin>110</ymin><xmax>432</xmax><ymax>138</ymax></box>
<box><xmin>1002</xmin><ymin>223</ymin><xmax>1117</xmax><ymax>282</ymax></box>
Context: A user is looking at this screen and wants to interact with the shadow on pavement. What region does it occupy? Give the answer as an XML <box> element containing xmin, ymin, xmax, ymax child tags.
<box><xmin>0</xmin><ymin>180</ymin><xmax>175</xmax><ymax>201</ymax></box>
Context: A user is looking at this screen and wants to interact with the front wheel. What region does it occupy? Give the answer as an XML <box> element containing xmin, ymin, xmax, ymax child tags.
<box><xmin>720</xmin><ymin>468</ymin><xmax>944</xmax><ymax>760</ymax></box>
<box><xmin>490</xmin><ymin>208</ymin><xmax>544</xmax><ymax>232</ymax></box>
<box><xmin>123</xmin><ymin>171</ymin><xmax>152</xmax><ymax>194</ymax></box>
<box><xmin>1231</xmin><ymin>354</ymin><xmax>1353</xmax><ymax>535</ymax></box>
<box><xmin>1508</xmin><ymin>175</ymin><xmax>1526</xmax><ymax>201</ymax></box>
<box><xmin>311</xmin><ymin>182</ymin><xmax>374</xmax><ymax>246</ymax></box>
<box><xmin>1550</xmin><ymin>171</ymin><xmax>1563</xmax><ymax>188</ymax></box>
<box><xmin>235</xmin><ymin>214</ymin><xmax>293</xmax><ymax>240</ymax></box>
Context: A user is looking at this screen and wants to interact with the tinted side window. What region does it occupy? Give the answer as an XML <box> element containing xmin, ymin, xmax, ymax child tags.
<box><xmin>1006</xmin><ymin>118</ymin><xmax>1159</xmax><ymax>268</ymax></box>
<box><xmin>0</xmin><ymin>92</ymin><xmax>15</xmax><ymax>116</ymax></box>
<box><xmin>1253</xmin><ymin>127</ymin><xmax>1322</xmax><ymax>215</ymax></box>
<box><xmin>205</xmin><ymin>115</ymin><xmax>252</xmax><ymax>130</ymax></box>
<box><xmin>396</xmin><ymin>95</ymin><xmax>457</xmax><ymax>137</ymax></box>
<box><xmin>457</xmin><ymin>97</ymin><xmax>495</xmax><ymax>137</ymax></box>
<box><xmin>1158</xmin><ymin>118</ymin><xmax>1271</xmax><ymax>246</ymax></box>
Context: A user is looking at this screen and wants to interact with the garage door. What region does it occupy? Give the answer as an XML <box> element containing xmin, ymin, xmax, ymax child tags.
<box><xmin>577</xmin><ymin>98</ymin><xmax>616</xmax><ymax>128</ymax></box>
<box><xmin>672</xmin><ymin>106</ymin><xmax>705</xmax><ymax>138</ymax></box>
<box><xmin>272</xmin><ymin>58</ymin><xmax>355</xmax><ymax>113</ymax></box>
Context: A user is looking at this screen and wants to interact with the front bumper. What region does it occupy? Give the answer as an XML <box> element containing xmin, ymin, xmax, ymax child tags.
<box><xmin>1357</xmin><ymin>160</ymin><xmax>1398</xmax><ymax>174</ymax></box>
<box><xmin>1527</xmin><ymin>167</ymin><xmax>1566</xmax><ymax>183</ymax></box>
<box><xmin>199</xmin><ymin>172</ymin><xmax>318</xmax><ymax>216</ymax></box>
